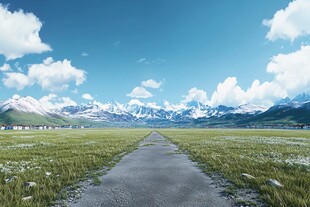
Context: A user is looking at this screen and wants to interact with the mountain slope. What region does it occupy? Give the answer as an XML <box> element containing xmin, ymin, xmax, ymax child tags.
<box><xmin>0</xmin><ymin>96</ymin><xmax>52</xmax><ymax>116</ymax></box>
<box><xmin>243</xmin><ymin>102</ymin><xmax>310</xmax><ymax>125</ymax></box>
<box><xmin>0</xmin><ymin>109</ymin><xmax>70</xmax><ymax>125</ymax></box>
<box><xmin>2</xmin><ymin>93</ymin><xmax>310</xmax><ymax>127</ymax></box>
<box><xmin>0</xmin><ymin>96</ymin><xmax>98</xmax><ymax>126</ymax></box>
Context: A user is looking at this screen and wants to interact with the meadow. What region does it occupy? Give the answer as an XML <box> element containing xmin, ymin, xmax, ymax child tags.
<box><xmin>0</xmin><ymin>129</ymin><xmax>150</xmax><ymax>207</ymax></box>
<box><xmin>1</xmin><ymin>128</ymin><xmax>309</xmax><ymax>207</ymax></box>
<box><xmin>158</xmin><ymin>129</ymin><xmax>310</xmax><ymax>207</ymax></box>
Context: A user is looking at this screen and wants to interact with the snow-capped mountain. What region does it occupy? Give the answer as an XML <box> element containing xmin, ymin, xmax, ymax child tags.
<box><xmin>55</xmin><ymin>102</ymin><xmax>136</xmax><ymax>122</ymax></box>
<box><xmin>292</xmin><ymin>93</ymin><xmax>310</xmax><ymax>103</ymax></box>
<box><xmin>274</xmin><ymin>93</ymin><xmax>310</xmax><ymax>106</ymax></box>
<box><xmin>230</xmin><ymin>104</ymin><xmax>268</xmax><ymax>115</ymax></box>
<box><xmin>55</xmin><ymin>99</ymin><xmax>267</xmax><ymax>122</ymax></box>
<box><xmin>274</xmin><ymin>97</ymin><xmax>291</xmax><ymax>106</ymax></box>
<box><xmin>0</xmin><ymin>95</ymin><xmax>288</xmax><ymax>126</ymax></box>
<box><xmin>0</xmin><ymin>96</ymin><xmax>53</xmax><ymax>116</ymax></box>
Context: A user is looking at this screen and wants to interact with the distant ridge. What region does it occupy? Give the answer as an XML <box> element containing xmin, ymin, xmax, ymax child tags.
<box><xmin>1</xmin><ymin>93</ymin><xmax>310</xmax><ymax>127</ymax></box>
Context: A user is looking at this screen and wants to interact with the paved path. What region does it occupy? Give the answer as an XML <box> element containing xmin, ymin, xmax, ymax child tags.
<box><xmin>70</xmin><ymin>132</ymin><xmax>233</xmax><ymax>207</ymax></box>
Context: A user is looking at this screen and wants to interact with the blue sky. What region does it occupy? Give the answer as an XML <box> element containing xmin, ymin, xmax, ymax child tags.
<box><xmin>1</xmin><ymin>0</ymin><xmax>310</xmax><ymax>108</ymax></box>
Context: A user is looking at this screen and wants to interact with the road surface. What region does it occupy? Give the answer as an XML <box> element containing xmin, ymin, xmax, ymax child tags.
<box><xmin>69</xmin><ymin>132</ymin><xmax>233</xmax><ymax>207</ymax></box>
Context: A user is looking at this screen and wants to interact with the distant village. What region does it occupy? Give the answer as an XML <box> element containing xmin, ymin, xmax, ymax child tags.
<box><xmin>0</xmin><ymin>125</ymin><xmax>92</xmax><ymax>130</ymax></box>
<box><xmin>1</xmin><ymin>123</ymin><xmax>310</xmax><ymax>130</ymax></box>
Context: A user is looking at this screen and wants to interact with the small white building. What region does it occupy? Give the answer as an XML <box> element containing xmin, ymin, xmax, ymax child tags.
<box><xmin>23</xmin><ymin>126</ymin><xmax>30</xmax><ymax>130</ymax></box>
<box><xmin>0</xmin><ymin>126</ymin><xmax>5</xmax><ymax>130</ymax></box>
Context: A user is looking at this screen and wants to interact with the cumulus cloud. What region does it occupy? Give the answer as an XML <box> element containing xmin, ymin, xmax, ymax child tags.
<box><xmin>82</xmin><ymin>93</ymin><xmax>94</xmax><ymax>100</ymax></box>
<box><xmin>141</xmin><ymin>79</ymin><xmax>162</xmax><ymax>89</ymax></box>
<box><xmin>267</xmin><ymin>45</ymin><xmax>310</xmax><ymax>95</ymax></box>
<box><xmin>208</xmin><ymin>46</ymin><xmax>310</xmax><ymax>107</ymax></box>
<box><xmin>2</xmin><ymin>57</ymin><xmax>86</xmax><ymax>91</ymax></box>
<box><xmin>0</xmin><ymin>4</ymin><xmax>51</xmax><ymax>60</ymax></box>
<box><xmin>182</xmin><ymin>87</ymin><xmax>208</xmax><ymax>104</ymax></box>
<box><xmin>207</xmin><ymin>77</ymin><xmax>282</xmax><ymax>107</ymax></box>
<box><xmin>127</xmin><ymin>79</ymin><xmax>163</xmax><ymax>99</ymax></box>
<box><xmin>208</xmin><ymin>77</ymin><xmax>246</xmax><ymax>106</ymax></box>
<box><xmin>0</xmin><ymin>63</ymin><xmax>10</xmax><ymax>71</ymax></box>
<box><xmin>39</xmin><ymin>93</ymin><xmax>77</xmax><ymax>109</ymax></box>
<box><xmin>3</xmin><ymin>72</ymin><xmax>31</xmax><ymax>90</ymax></box>
<box><xmin>263</xmin><ymin>0</ymin><xmax>310</xmax><ymax>41</ymax></box>
<box><xmin>28</xmin><ymin>57</ymin><xmax>86</xmax><ymax>91</ymax></box>
<box><xmin>127</xmin><ymin>86</ymin><xmax>153</xmax><ymax>98</ymax></box>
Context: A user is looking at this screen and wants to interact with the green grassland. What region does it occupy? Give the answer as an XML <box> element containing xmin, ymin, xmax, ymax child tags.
<box><xmin>158</xmin><ymin>129</ymin><xmax>310</xmax><ymax>207</ymax></box>
<box><xmin>1</xmin><ymin>128</ymin><xmax>309</xmax><ymax>207</ymax></box>
<box><xmin>0</xmin><ymin>129</ymin><xmax>150</xmax><ymax>207</ymax></box>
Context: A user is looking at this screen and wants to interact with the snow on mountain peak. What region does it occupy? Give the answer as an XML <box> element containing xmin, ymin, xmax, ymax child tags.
<box><xmin>128</xmin><ymin>99</ymin><xmax>144</xmax><ymax>106</ymax></box>
<box><xmin>292</xmin><ymin>93</ymin><xmax>310</xmax><ymax>103</ymax></box>
<box><xmin>231</xmin><ymin>104</ymin><xmax>268</xmax><ymax>115</ymax></box>
<box><xmin>0</xmin><ymin>96</ymin><xmax>52</xmax><ymax>116</ymax></box>
<box><xmin>0</xmin><ymin>95</ymin><xmax>276</xmax><ymax>122</ymax></box>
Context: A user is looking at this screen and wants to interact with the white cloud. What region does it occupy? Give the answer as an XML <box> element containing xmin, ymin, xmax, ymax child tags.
<box><xmin>0</xmin><ymin>63</ymin><xmax>10</xmax><ymax>71</ymax></box>
<box><xmin>82</xmin><ymin>93</ymin><xmax>93</xmax><ymax>100</ymax></box>
<box><xmin>208</xmin><ymin>77</ymin><xmax>287</xmax><ymax>107</ymax></box>
<box><xmin>209</xmin><ymin>77</ymin><xmax>245</xmax><ymax>106</ymax></box>
<box><xmin>263</xmin><ymin>0</ymin><xmax>310</xmax><ymax>41</ymax></box>
<box><xmin>0</xmin><ymin>4</ymin><xmax>51</xmax><ymax>60</ymax></box>
<box><xmin>39</xmin><ymin>93</ymin><xmax>77</xmax><ymax>109</ymax></box>
<box><xmin>27</xmin><ymin>57</ymin><xmax>86</xmax><ymax>91</ymax></box>
<box><xmin>266</xmin><ymin>45</ymin><xmax>310</xmax><ymax>95</ymax></box>
<box><xmin>81</xmin><ymin>52</ymin><xmax>89</xmax><ymax>57</ymax></box>
<box><xmin>208</xmin><ymin>46</ymin><xmax>310</xmax><ymax>107</ymax></box>
<box><xmin>43</xmin><ymin>57</ymin><xmax>53</xmax><ymax>65</ymax></box>
<box><xmin>137</xmin><ymin>58</ymin><xmax>146</xmax><ymax>63</ymax></box>
<box><xmin>141</xmin><ymin>79</ymin><xmax>162</xmax><ymax>89</ymax></box>
<box><xmin>183</xmin><ymin>87</ymin><xmax>208</xmax><ymax>104</ymax></box>
<box><xmin>136</xmin><ymin>58</ymin><xmax>166</xmax><ymax>64</ymax></box>
<box><xmin>2</xmin><ymin>72</ymin><xmax>31</xmax><ymax>90</ymax></box>
<box><xmin>127</xmin><ymin>86</ymin><xmax>153</xmax><ymax>98</ymax></box>
<box><xmin>2</xmin><ymin>57</ymin><xmax>86</xmax><ymax>91</ymax></box>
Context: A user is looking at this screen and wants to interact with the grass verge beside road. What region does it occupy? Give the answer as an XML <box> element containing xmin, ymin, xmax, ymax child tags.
<box><xmin>159</xmin><ymin>129</ymin><xmax>310</xmax><ymax>207</ymax></box>
<box><xmin>0</xmin><ymin>129</ymin><xmax>150</xmax><ymax>207</ymax></box>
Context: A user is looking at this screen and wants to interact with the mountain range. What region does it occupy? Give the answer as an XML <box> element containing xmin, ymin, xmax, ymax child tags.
<box><xmin>1</xmin><ymin>93</ymin><xmax>310</xmax><ymax>127</ymax></box>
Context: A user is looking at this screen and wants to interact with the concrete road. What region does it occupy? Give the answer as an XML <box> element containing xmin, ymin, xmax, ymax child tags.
<box><xmin>70</xmin><ymin>132</ymin><xmax>233</xmax><ymax>207</ymax></box>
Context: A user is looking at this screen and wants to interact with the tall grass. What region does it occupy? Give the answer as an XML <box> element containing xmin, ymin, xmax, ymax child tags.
<box><xmin>0</xmin><ymin>129</ymin><xmax>150</xmax><ymax>207</ymax></box>
<box><xmin>159</xmin><ymin>129</ymin><xmax>310</xmax><ymax>207</ymax></box>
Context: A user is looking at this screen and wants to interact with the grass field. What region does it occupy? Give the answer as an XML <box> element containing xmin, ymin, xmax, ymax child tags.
<box><xmin>158</xmin><ymin>129</ymin><xmax>310</xmax><ymax>207</ymax></box>
<box><xmin>1</xmin><ymin>128</ymin><xmax>309</xmax><ymax>207</ymax></box>
<box><xmin>0</xmin><ymin>129</ymin><xmax>150</xmax><ymax>207</ymax></box>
